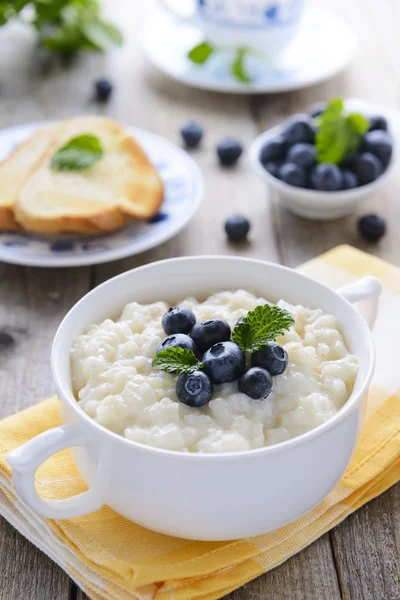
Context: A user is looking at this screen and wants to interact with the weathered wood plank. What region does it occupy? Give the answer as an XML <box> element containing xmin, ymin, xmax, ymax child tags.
<box><xmin>0</xmin><ymin>22</ymin><xmax>94</xmax><ymax>600</ymax></box>
<box><xmin>0</xmin><ymin>516</ymin><xmax>71</xmax><ymax>600</ymax></box>
<box><xmin>331</xmin><ymin>484</ymin><xmax>400</xmax><ymax>600</ymax></box>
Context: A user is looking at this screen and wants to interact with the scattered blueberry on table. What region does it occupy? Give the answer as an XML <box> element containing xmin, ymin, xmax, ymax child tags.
<box><xmin>224</xmin><ymin>215</ymin><xmax>250</xmax><ymax>242</ymax></box>
<box><xmin>259</xmin><ymin>99</ymin><xmax>393</xmax><ymax>191</ymax></box>
<box><xmin>180</xmin><ymin>121</ymin><xmax>203</xmax><ymax>149</ymax></box>
<box><xmin>94</xmin><ymin>78</ymin><xmax>113</xmax><ymax>102</ymax></box>
<box><xmin>217</xmin><ymin>138</ymin><xmax>243</xmax><ymax>167</ymax></box>
<box><xmin>357</xmin><ymin>214</ymin><xmax>387</xmax><ymax>242</ymax></box>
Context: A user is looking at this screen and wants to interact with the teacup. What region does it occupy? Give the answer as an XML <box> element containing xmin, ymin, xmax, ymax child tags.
<box><xmin>158</xmin><ymin>0</ymin><xmax>305</xmax><ymax>54</ymax></box>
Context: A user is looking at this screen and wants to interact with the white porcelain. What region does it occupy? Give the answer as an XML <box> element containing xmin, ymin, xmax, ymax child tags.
<box><xmin>7</xmin><ymin>257</ymin><xmax>381</xmax><ymax>541</ymax></box>
<box><xmin>0</xmin><ymin>122</ymin><xmax>203</xmax><ymax>267</ymax></box>
<box><xmin>157</xmin><ymin>0</ymin><xmax>304</xmax><ymax>54</ymax></box>
<box><xmin>250</xmin><ymin>99</ymin><xmax>400</xmax><ymax>220</ymax></box>
<box><xmin>139</xmin><ymin>8</ymin><xmax>357</xmax><ymax>94</ymax></box>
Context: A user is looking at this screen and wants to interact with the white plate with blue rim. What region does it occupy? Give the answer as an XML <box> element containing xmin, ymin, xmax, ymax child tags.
<box><xmin>139</xmin><ymin>7</ymin><xmax>357</xmax><ymax>95</ymax></box>
<box><xmin>0</xmin><ymin>122</ymin><xmax>203</xmax><ymax>267</ymax></box>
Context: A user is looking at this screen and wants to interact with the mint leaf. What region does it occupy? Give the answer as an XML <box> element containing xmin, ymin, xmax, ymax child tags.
<box><xmin>51</xmin><ymin>134</ymin><xmax>104</xmax><ymax>171</ymax></box>
<box><xmin>232</xmin><ymin>304</ymin><xmax>294</xmax><ymax>353</ymax></box>
<box><xmin>82</xmin><ymin>19</ymin><xmax>123</xmax><ymax>51</ymax></box>
<box><xmin>152</xmin><ymin>347</ymin><xmax>204</xmax><ymax>375</ymax></box>
<box><xmin>231</xmin><ymin>47</ymin><xmax>252</xmax><ymax>83</ymax></box>
<box><xmin>316</xmin><ymin>98</ymin><xmax>369</xmax><ymax>164</ymax></box>
<box><xmin>187</xmin><ymin>41</ymin><xmax>215</xmax><ymax>64</ymax></box>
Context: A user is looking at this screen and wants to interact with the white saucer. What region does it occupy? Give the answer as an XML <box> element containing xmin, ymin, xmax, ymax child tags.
<box><xmin>139</xmin><ymin>8</ymin><xmax>357</xmax><ymax>95</ymax></box>
<box><xmin>0</xmin><ymin>123</ymin><xmax>203</xmax><ymax>268</ymax></box>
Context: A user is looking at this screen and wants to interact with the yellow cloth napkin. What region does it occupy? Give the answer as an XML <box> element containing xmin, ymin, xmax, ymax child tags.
<box><xmin>0</xmin><ymin>245</ymin><xmax>399</xmax><ymax>600</ymax></box>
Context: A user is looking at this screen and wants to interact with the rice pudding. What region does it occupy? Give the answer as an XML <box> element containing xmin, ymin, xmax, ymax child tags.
<box><xmin>70</xmin><ymin>290</ymin><xmax>358</xmax><ymax>453</ymax></box>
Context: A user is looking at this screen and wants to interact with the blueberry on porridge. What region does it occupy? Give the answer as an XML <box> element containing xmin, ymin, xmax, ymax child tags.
<box><xmin>70</xmin><ymin>290</ymin><xmax>359</xmax><ymax>453</ymax></box>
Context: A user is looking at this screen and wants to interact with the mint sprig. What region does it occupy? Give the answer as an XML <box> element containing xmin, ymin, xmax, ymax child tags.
<box><xmin>316</xmin><ymin>98</ymin><xmax>369</xmax><ymax>164</ymax></box>
<box><xmin>51</xmin><ymin>134</ymin><xmax>104</xmax><ymax>171</ymax></box>
<box><xmin>232</xmin><ymin>305</ymin><xmax>294</xmax><ymax>353</ymax></box>
<box><xmin>152</xmin><ymin>347</ymin><xmax>203</xmax><ymax>375</ymax></box>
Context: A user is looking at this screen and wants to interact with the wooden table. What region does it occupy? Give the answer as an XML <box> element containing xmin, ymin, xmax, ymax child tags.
<box><xmin>0</xmin><ymin>1</ymin><xmax>399</xmax><ymax>598</ymax></box>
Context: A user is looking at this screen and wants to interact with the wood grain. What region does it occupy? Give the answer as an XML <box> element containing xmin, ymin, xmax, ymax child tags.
<box><xmin>0</xmin><ymin>0</ymin><xmax>399</xmax><ymax>599</ymax></box>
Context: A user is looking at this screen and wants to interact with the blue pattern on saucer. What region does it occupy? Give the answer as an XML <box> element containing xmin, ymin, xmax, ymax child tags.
<box><xmin>0</xmin><ymin>123</ymin><xmax>203</xmax><ymax>267</ymax></box>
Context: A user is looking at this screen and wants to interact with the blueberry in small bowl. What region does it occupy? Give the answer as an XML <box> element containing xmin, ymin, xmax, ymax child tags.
<box><xmin>249</xmin><ymin>99</ymin><xmax>395</xmax><ymax>220</ymax></box>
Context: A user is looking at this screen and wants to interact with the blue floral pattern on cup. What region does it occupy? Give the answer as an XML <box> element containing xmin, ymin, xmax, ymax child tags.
<box><xmin>197</xmin><ymin>0</ymin><xmax>303</xmax><ymax>29</ymax></box>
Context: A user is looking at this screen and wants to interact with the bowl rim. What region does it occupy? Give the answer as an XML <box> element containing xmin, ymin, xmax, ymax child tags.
<box><xmin>52</xmin><ymin>255</ymin><xmax>375</xmax><ymax>460</ymax></box>
<box><xmin>249</xmin><ymin>124</ymin><xmax>394</xmax><ymax>203</ymax></box>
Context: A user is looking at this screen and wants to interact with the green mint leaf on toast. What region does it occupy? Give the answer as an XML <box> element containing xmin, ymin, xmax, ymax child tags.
<box><xmin>51</xmin><ymin>134</ymin><xmax>104</xmax><ymax>171</ymax></box>
<box><xmin>232</xmin><ymin>304</ymin><xmax>294</xmax><ymax>353</ymax></box>
<box><xmin>316</xmin><ymin>98</ymin><xmax>369</xmax><ymax>164</ymax></box>
<box><xmin>152</xmin><ymin>347</ymin><xmax>204</xmax><ymax>375</ymax></box>
<box><xmin>187</xmin><ymin>41</ymin><xmax>215</xmax><ymax>64</ymax></box>
<box><xmin>231</xmin><ymin>47</ymin><xmax>252</xmax><ymax>83</ymax></box>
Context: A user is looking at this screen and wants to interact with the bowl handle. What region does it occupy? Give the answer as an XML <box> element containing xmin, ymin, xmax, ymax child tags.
<box><xmin>337</xmin><ymin>276</ymin><xmax>382</xmax><ymax>329</ymax></box>
<box><xmin>7</xmin><ymin>422</ymin><xmax>105</xmax><ymax>519</ymax></box>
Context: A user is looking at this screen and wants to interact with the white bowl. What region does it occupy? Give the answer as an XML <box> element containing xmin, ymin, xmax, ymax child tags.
<box><xmin>249</xmin><ymin>100</ymin><xmax>397</xmax><ymax>220</ymax></box>
<box><xmin>7</xmin><ymin>257</ymin><xmax>381</xmax><ymax>540</ymax></box>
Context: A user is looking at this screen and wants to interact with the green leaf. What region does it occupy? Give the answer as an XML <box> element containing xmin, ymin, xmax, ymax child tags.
<box><xmin>316</xmin><ymin>98</ymin><xmax>369</xmax><ymax>164</ymax></box>
<box><xmin>232</xmin><ymin>304</ymin><xmax>294</xmax><ymax>353</ymax></box>
<box><xmin>347</xmin><ymin>112</ymin><xmax>369</xmax><ymax>135</ymax></box>
<box><xmin>187</xmin><ymin>41</ymin><xmax>215</xmax><ymax>64</ymax></box>
<box><xmin>82</xmin><ymin>18</ymin><xmax>123</xmax><ymax>51</ymax></box>
<box><xmin>51</xmin><ymin>134</ymin><xmax>104</xmax><ymax>171</ymax></box>
<box><xmin>152</xmin><ymin>347</ymin><xmax>204</xmax><ymax>375</ymax></box>
<box><xmin>231</xmin><ymin>47</ymin><xmax>252</xmax><ymax>83</ymax></box>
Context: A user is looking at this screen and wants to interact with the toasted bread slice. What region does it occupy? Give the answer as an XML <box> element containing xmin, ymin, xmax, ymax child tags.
<box><xmin>0</xmin><ymin>124</ymin><xmax>60</xmax><ymax>231</ymax></box>
<box><xmin>13</xmin><ymin>116</ymin><xmax>163</xmax><ymax>235</ymax></box>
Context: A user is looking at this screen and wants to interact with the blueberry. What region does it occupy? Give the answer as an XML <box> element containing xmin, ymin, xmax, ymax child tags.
<box><xmin>287</xmin><ymin>143</ymin><xmax>316</xmax><ymax>169</ymax></box>
<box><xmin>94</xmin><ymin>79</ymin><xmax>113</xmax><ymax>102</ymax></box>
<box><xmin>368</xmin><ymin>115</ymin><xmax>388</xmax><ymax>132</ymax></box>
<box><xmin>357</xmin><ymin>214</ymin><xmax>386</xmax><ymax>242</ymax></box>
<box><xmin>342</xmin><ymin>169</ymin><xmax>359</xmax><ymax>190</ymax></box>
<box><xmin>309</xmin><ymin>101</ymin><xmax>326</xmax><ymax>118</ymax></box>
<box><xmin>341</xmin><ymin>152</ymin><xmax>360</xmax><ymax>172</ymax></box>
<box><xmin>203</xmin><ymin>341</ymin><xmax>245</xmax><ymax>384</ymax></box>
<box><xmin>251</xmin><ymin>342</ymin><xmax>288</xmax><ymax>376</ymax></box>
<box><xmin>217</xmin><ymin>138</ymin><xmax>243</xmax><ymax>167</ymax></box>
<box><xmin>278</xmin><ymin>162</ymin><xmax>307</xmax><ymax>187</ymax></box>
<box><xmin>180</xmin><ymin>121</ymin><xmax>203</xmax><ymax>149</ymax></box>
<box><xmin>353</xmin><ymin>152</ymin><xmax>383</xmax><ymax>185</ymax></box>
<box><xmin>282</xmin><ymin>115</ymin><xmax>315</xmax><ymax>145</ymax></box>
<box><xmin>190</xmin><ymin>319</ymin><xmax>231</xmax><ymax>353</ymax></box>
<box><xmin>310</xmin><ymin>164</ymin><xmax>343</xmax><ymax>191</ymax></box>
<box><xmin>238</xmin><ymin>367</ymin><xmax>273</xmax><ymax>400</ymax></box>
<box><xmin>263</xmin><ymin>161</ymin><xmax>281</xmax><ymax>177</ymax></box>
<box><xmin>162</xmin><ymin>307</ymin><xmax>196</xmax><ymax>335</ymax></box>
<box><xmin>176</xmin><ymin>371</ymin><xmax>213</xmax><ymax>408</ymax></box>
<box><xmin>260</xmin><ymin>135</ymin><xmax>287</xmax><ymax>163</ymax></box>
<box><xmin>157</xmin><ymin>334</ymin><xmax>198</xmax><ymax>355</ymax></box>
<box><xmin>224</xmin><ymin>215</ymin><xmax>250</xmax><ymax>242</ymax></box>
<box><xmin>361</xmin><ymin>130</ymin><xmax>393</xmax><ymax>168</ymax></box>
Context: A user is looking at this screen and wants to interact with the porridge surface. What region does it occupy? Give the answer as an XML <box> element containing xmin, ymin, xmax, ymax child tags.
<box><xmin>70</xmin><ymin>290</ymin><xmax>358</xmax><ymax>453</ymax></box>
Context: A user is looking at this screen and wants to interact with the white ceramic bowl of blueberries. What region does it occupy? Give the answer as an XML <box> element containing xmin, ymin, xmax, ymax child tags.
<box><xmin>250</xmin><ymin>98</ymin><xmax>398</xmax><ymax>222</ymax></box>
